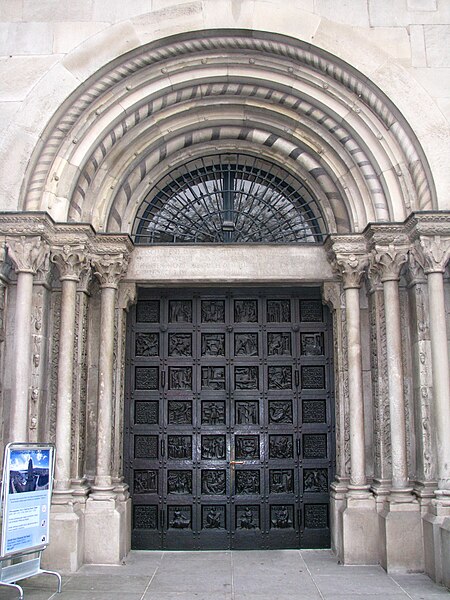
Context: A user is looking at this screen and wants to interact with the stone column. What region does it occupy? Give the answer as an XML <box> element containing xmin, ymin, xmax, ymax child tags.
<box><xmin>6</xmin><ymin>236</ymin><xmax>48</xmax><ymax>442</ymax></box>
<box><xmin>418</xmin><ymin>237</ymin><xmax>450</xmax><ymax>495</ymax></box>
<box><xmin>370</xmin><ymin>245</ymin><xmax>411</xmax><ymax>495</ymax></box>
<box><xmin>333</xmin><ymin>253</ymin><xmax>369</xmax><ymax>493</ymax></box>
<box><xmin>416</xmin><ymin>236</ymin><xmax>450</xmax><ymax>585</ymax></box>
<box><xmin>327</xmin><ymin>241</ymin><xmax>378</xmax><ymax>565</ymax></box>
<box><xmin>405</xmin><ymin>250</ymin><xmax>436</xmax><ymax>499</ymax></box>
<box><xmin>51</xmin><ymin>247</ymin><xmax>89</xmax><ymax>497</ymax></box>
<box><xmin>112</xmin><ymin>283</ymin><xmax>136</xmax><ymax>501</ymax></box>
<box><xmin>371</xmin><ymin>243</ymin><xmax>422</xmax><ymax>572</ymax></box>
<box><xmin>366</xmin><ymin>267</ymin><xmax>391</xmax><ymax>501</ymax></box>
<box><xmin>84</xmin><ymin>253</ymin><xmax>130</xmax><ymax>566</ymax></box>
<box><xmin>90</xmin><ymin>255</ymin><xmax>128</xmax><ymax>497</ymax></box>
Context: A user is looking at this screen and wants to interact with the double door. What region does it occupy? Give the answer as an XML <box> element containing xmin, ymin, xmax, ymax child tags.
<box><xmin>125</xmin><ymin>288</ymin><xmax>334</xmax><ymax>550</ymax></box>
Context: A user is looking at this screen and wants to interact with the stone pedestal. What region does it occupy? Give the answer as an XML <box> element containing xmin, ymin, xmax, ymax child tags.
<box><xmin>379</xmin><ymin>500</ymin><xmax>423</xmax><ymax>572</ymax></box>
<box><xmin>42</xmin><ymin>503</ymin><xmax>85</xmax><ymax>573</ymax></box>
<box><xmin>340</xmin><ymin>495</ymin><xmax>379</xmax><ymax>565</ymax></box>
<box><xmin>84</xmin><ymin>497</ymin><xmax>131</xmax><ymax>565</ymax></box>
<box><xmin>423</xmin><ymin>502</ymin><xmax>450</xmax><ymax>585</ymax></box>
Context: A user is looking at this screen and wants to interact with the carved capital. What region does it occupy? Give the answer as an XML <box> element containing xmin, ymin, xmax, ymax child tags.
<box><xmin>51</xmin><ymin>245</ymin><xmax>89</xmax><ymax>282</ymax></box>
<box><xmin>118</xmin><ymin>282</ymin><xmax>137</xmax><ymax>311</ymax></box>
<box><xmin>6</xmin><ymin>235</ymin><xmax>49</xmax><ymax>274</ymax></box>
<box><xmin>369</xmin><ymin>244</ymin><xmax>408</xmax><ymax>282</ymax></box>
<box><xmin>331</xmin><ymin>253</ymin><xmax>368</xmax><ymax>289</ymax></box>
<box><xmin>406</xmin><ymin>246</ymin><xmax>427</xmax><ymax>286</ymax></box>
<box><xmin>92</xmin><ymin>254</ymin><xmax>129</xmax><ymax>289</ymax></box>
<box><xmin>417</xmin><ymin>236</ymin><xmax>450</xmax><ymax>274</ymax></box>
<box><xmin>322</xmin><ymin>282</ymin><xmax>343</xmax><ymax>311</ymax></box>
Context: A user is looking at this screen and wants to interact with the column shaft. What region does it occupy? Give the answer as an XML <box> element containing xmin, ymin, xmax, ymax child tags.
<box><xmin>345</xmin><ymin>286</ymin><xmax>366</xmax><ymax>488</ymax></box>
<box><xmin>10</xmin><ymin>271</ymin><xmax>34</xmax><ymax>441</ymax></box>
<box><xmin>383</xmin><ymin>279</ymin><xmax>409</xmax><ymax>490</ymax></box>
<box><xmin>54</xmin><ymin>278</ymin><xmax>78</xmax><ymax>491</ymax></box>
<box><xmin>427</xmin><ymin>271</ymin><xmax>450</xmax><ymax>491</ymax></box>
<box><xmin>94</xmin><ymin>285</ymin><xmax>116</xmax><ymax>490</ymax></box>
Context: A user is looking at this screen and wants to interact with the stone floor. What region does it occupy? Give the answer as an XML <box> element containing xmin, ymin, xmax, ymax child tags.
<box><xmin>1</xmin><ymin>550</ymin><xmax>449</xmax><ymax>600</ymax></box>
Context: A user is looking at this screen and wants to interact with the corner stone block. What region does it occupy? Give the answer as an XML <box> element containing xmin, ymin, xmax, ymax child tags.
<box><xmin>84</xmin><ymin>497</ymin><xmax>131</xmax><ymax>565</ymax></box>
<box><xmin>379</xmin><ymin>502</ymin><xmax>424</xmax><ymax>573</ymax></box>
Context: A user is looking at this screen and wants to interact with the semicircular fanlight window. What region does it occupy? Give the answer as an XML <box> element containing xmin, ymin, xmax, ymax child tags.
<box><xmin>132</xmin><ymin>154</ymin><xmax>326</xmax><ymax>244</ymax></box>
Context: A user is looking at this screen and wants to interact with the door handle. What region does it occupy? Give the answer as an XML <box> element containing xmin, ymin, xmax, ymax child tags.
<box><xmin>296</xmin><ymin>439</ymin><xmax>301</xmax><ymax>456</ymax></box>
<box><xmin>230</xmin><ymin>460</ymin><xmax>244</xmax><ymax>465</ymax></box>
<box><xmin>160</xmin><ymin>370</ymin><xmax>166</xmax><ymax>389</ymax></box>
<box><xmin>295</xmin><ymin>369</ymin><xmax>300</xmax><ymax>387</ymax></box>
<box><xmin>160</xmin><ymin>438</ymin><xmax>165</xmax><ymax>457</ymax></box>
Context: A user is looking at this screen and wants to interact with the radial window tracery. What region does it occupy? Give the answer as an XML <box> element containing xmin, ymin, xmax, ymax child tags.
<box><xmin>132</xmin><ymin>155</ymin><xmax>326</xmax><ymax>244</ymax></box>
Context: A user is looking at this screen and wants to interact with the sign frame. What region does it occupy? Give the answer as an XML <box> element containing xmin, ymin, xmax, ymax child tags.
<box><xmin>0</xmin><ymin>442</ymin><xmax>55</xmax><ymax>559</ymax></box>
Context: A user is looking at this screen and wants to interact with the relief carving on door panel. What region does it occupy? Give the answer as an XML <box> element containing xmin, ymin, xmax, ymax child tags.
<box><xmin>201</xmin><ymin>401</ymin><xmax>225</xmax><ymax>425</ymax></box>
<box><xmin>168</xmin><ymin>506</ymin><xmax>191</xmax><ymax>529</ymax></box>
<box><xmin>201</xmin><ymin>435</ymin><xmax>226</xmax><ymax>459</ymax></box>
<box><xmin>269</xmin><ymin>469</ymin><xmax>294</xmax><ymax>493</ymax></box>
<box><xmin>168</xmin><ymin>401</ymin><xmax>192</xmax><ymax>424</ymax></box>
<box><xmin>236</xmin><ymin>470</ymin><xmax>260</xmax><ymax>495</ymax></box>
<box><xmin>303</xmin><ymin>469</ymin><xmax>328</xmax><ymax>493</ymax></box>
<box><xmin>304</xmin><ymin>504</ymin><xmax>328</xmax><ymax>529</ymax></box>
<box><xmin>300</xmin><ymin>333</ymin><xmax>324</xmax><ymax>356</ymax></box>
<box><xmin>270</xmin><ymin>505</ymin><xmax>294</xmax><ymax>528</ymax></box>
<box><xmin>203</xmin><ymin>505</ymin><xmax>225</xmax><ymax>529</ymax></box>
<box><xmin>268</xmin><ymin>366</ymin><xmax>292</xmax><ymax>390</ymax></box>
<box><xmin>235</xmin><ymin>436</ymin><xmax>259</xmax><ymax>460</ymax></box>
<box><xmin>201</xmin><ymin>366</ymin><xmax>225</xmax><ymax>390</ymax></box>
<box><xmin>267</xmin><ymin>300</ymin><xmax>290</xmax><ymax>322</ymax></box>
<box><xmin>235</xmin><ymin>333</ymin><xmax>258</xmax><ymax>356</ymax></box>
<box><xmin>234</xmin><ymin>300</ymin><xmax>257</xmax><ymax>323</ymax></box>
<box><xmin>267</xmin><ymin>333</ymin><xmax>291</xmax><ymax>355</ymax></box>
<box><xmin>167</xmin><ymin>470</ymin><xmax>192</xmax><ymax>494</ymax></box>
<box><xmin>134</xmin><ymin>505</ymin><xmax>158</xmax><ymax>529</ymax></box>
<box><xmin>201</xmin><ymin>470</ymin><xmax>226</xmax><ymax>495</ymax></box>
<box><xmin>303</xmin><ymin>434</ymin><xmax>327</xmax><ymax>459</ymax></box>
<box><xmin>269</xmin><ymin>435</ymin><xmax>294</xmax><ymax>459</ymax></box>
<box><xmin>134</xmin><ymin>470</ymin><xmax>158</xmax><ymax>494</ymax></box>
<box><xmin>268</xmin><ymin>401</ymin><xmax>292</xmax><ymax>424</ymax></box>
<box><xmin>135</xmin><ymin>366</ymin><xmax>159</xmax><ymax>390</ymax></box>
<box><xmin>202</xmin><ymin>334</ymin><xmax>225</xmax><ymax>356</ymax></box>
<box><xmin>237</xmin><ymin>505</ymin><xmax>259</xmax><ymax>529</ymax></box>
<box><xmin>135</xmin><ymin>435</ymin><xmax>158</xmax><ymax>459</ymax></box>
<box><xmin>168</xmin><ymin>435</ymin><xmax>192</xmax><ymax>459</ymax></box>
<box><xmin>235</xmin><ymin>366</ymin><xmax>258</xmax><ymax>389</ymax></box>
<box><xmin>136</xmin><ymin>300</ymin><xmax>159</xmax><ymax>323</ymax></box>
<box><xmin>169</xmin><ymin>300</ymin><xmax>192</xmax><ymax>323</ymax></box>
<box><xmin>169</xmin><ymin>333</ymin><xmax>192</xmax><ymax>356</ymax></box>
<box><xmin>201</xmin><ymin>300</ymin><xmax>225</xmax><ymax>323</ymax></box>
<box><xmin>135</xmin><ymin>332</ymin><xmax>159</xmax><ymax>356</ymax></box>
<box><xmin>169</xmin><ymin>367</ymin><xmax>192</xmax><ymax>389</ymax></box>
<box><xmin>302</xmin><ymin>400</ymin><xmax>326</xmax><ymax>423</ymax></box>
<box><xmin>135</xmin><ymin>401</ymin><xmax>158</xmax><ymax>424</ymax></box>
<box><xmin>236</xmin><ymin>401</ymin><xmax>258</xmax><ymax>425</ymax></box>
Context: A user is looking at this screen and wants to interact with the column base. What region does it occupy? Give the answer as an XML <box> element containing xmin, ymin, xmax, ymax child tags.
<box><xmin>335</xmin><ymin>492</ymin><xmax>379</xmax><ymax>565</ymax></box>
<box><xmin>423</xmin><ymin>498</ymin><xmax>450</xmax><ymax>586</ymax></box>
<box><xmin>379</xmin><ymin>497</ymin><xmax>423</xmax><ymax>573</ymax></box>
<box><xmin>84</xmin><ymin>496</ymin><xmax>131</xmax><ymax>564</ymax></box>
<box><xmin>330</xmin><ymin>482</ymin><xmax>348</xmax><ymax>559</ymax></box>
<box><xmin>42</xmin><ymin>502</ymin><xmax>85</xmax><ymax>573</ymax></box>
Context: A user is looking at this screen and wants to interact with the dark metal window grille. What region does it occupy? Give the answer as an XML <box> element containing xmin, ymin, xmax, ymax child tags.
<box><xmin>132</xmin><ymin>154</ymin><xmax>326</xmax><ymax>244</ymax></box>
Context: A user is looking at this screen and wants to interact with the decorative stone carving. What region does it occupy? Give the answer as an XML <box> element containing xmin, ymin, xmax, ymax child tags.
<box><xmin>92</xmin><ymin>253</ymin><xmax>129</xmax><ymax>288</ymax></box>
<box><xmin>331</xmin><ymin>253</ymin><xmax>368</xmax><ymax>289</ymax></box>
<box><xmin>417</xmin><ymin>236</ymin><xmax>450</xmax><ymax>274</ymax></box>
<box><xmin>6</xmin><ymin>236</ymin><xmax>49</xmax><ymax>274</ymax></box>
<box><xmin>51</xmin><ymin>246</ymin><xmax>89</xmax><ymax>281</ymax></box>
<box><xmin>370</xmin><ymin>244</ymin><xmax>408</xmax><ymax>282</ymax></box>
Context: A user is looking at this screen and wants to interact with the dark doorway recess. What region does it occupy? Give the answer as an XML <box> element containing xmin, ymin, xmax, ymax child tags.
<box><xmin>124</xmin><ymin>288</ymin><xmax>335</xmax><ymax>550</ymax></box>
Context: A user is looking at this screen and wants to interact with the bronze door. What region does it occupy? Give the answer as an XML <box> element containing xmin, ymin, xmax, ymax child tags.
<box><xmin>125</xmin><ymin>289</ymin><xmax>334</xmax><ymax>550</ymax></box>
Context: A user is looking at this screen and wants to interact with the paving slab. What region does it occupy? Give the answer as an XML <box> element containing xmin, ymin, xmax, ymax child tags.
<box><xmin>0</xmin><ymin>549</ymin><xmax>448</xmax><ymax>600</ymax></box>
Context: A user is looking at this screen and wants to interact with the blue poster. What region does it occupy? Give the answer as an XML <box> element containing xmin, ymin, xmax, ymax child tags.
<box><xmin>1</xmin><ymin>444</ymin><xmax>55</xmax><ymax>557</ymax></box>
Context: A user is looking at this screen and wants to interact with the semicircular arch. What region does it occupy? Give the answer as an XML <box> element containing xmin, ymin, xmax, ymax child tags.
<box><xmin>22</xmin><ymin>29</ymin><xmax>436</xmax><ymax>236</ymax></box>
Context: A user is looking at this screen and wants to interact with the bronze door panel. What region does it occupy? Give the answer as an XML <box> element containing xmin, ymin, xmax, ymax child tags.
<box><xmin>125</xmin><ymin>289</ymin><xmax>335</xmax><ymax>550</ymax></box>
